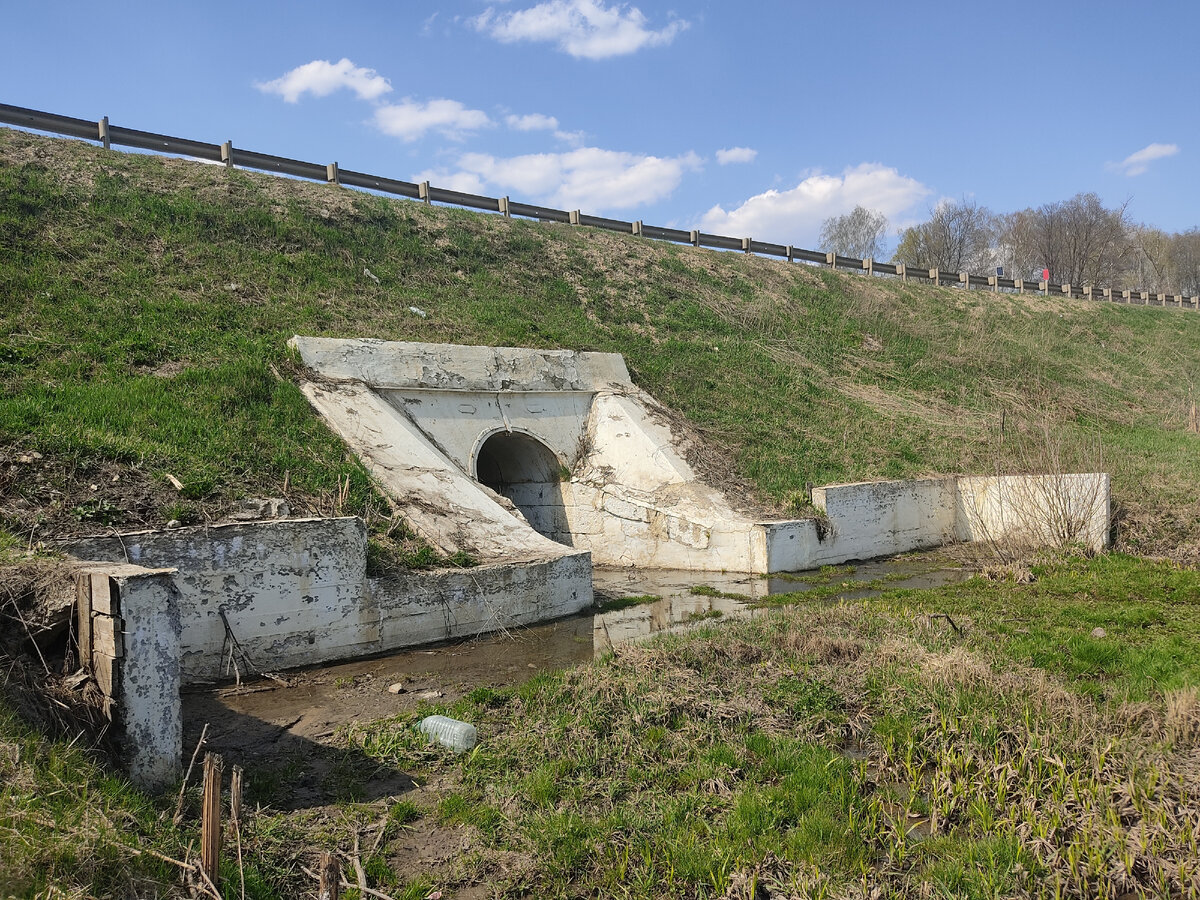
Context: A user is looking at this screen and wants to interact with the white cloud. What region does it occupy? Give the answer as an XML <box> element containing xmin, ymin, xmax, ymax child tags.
<box><xmin>1108</xmin><ymin>142</ymin><xmax>1179</xmax><ymax>176</ymax></box>
<box><xmin>506</xmin><ymin>112</ymin><xmax>560</xmax><ymax>131</ymax></box>
<box><xmin>415</xmin><ymin>146</ymin><xmax>702</xmax><ymax>212</ymax></box>
<box><xmin>716</xmin><ymin>146</ymin><xmax>757</xmax><ymax>165</ymax></box>
<box><xmin>698</xmin><ymin>163</ymin><xmax>932</xmax><ymax>244</ymax></box>
<box><xmin>373</xmin><ymin>99</ymin><xmax>493</xmax><ymax>142</ymax></box>
<box><xmin>471</xmin><ymin>0</ymin><xmax>688</xmax><ymax>59</ymax></box>
<box><xmin>554</xmin><ymin>129</ymin><xmax>586</xmax><ymax>147</ymax></box>
<box><xmin>256</xmin><ymin>58</ymin><xmax>392</xmax><ymax>103</ymax></box>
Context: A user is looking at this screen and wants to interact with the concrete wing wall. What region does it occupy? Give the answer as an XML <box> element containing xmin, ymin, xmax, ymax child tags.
<box><xmin>956</xmin><ymin>473</ymin><xmax>1111</xmax><ymax>552</ymax></box>
<box><xmin>301</xmin><ymin>380</ymin><xmax>577</xmax><ymax>561</ymax></box>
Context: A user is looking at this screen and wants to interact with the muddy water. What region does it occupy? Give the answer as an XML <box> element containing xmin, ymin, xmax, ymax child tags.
<box><xmin>182</xmin><ymin>554</ymin><xmax>970</xmax><ymax>758</ymax></box>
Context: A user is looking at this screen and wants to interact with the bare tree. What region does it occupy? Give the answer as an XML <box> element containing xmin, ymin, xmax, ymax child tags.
<box><xmin>1168</xmin><ymin>229</ymin><xmax>1200</xmax><ymax>296</ymax></box>
<box><xmin>1130</xmin><ymin>225</ymin><xmax>1173</xmax><ymax>292</ymax></box>
<box><xmin>998</xmin><ymin>193</ymin><xmax>1133</xmax><ymax>287</ymax></box>
<box><xmin>819</xmin><ymin>206</ymin><xmax>888</xmax><ymax>260</ymax></box>
<box><xmin>892</xmin><ymin>198</ymin><xmax>995</xmax><ymax>273</ymax></box>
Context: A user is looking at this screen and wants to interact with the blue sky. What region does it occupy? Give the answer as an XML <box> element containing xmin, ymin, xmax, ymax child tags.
<box><xmin>3</xmin><ymin>0</ymin><xmax>1196</xmax><ymax>252</ymax></box>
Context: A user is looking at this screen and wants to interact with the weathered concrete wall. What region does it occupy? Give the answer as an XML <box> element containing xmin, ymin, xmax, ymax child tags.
<box><xmin>371</xmin><ymin>552</ymin><xmax>592</xmax><ymax>648</ymax></box>
<box><xmin>291</xmin><ymin>337</ymin><xmax>631</xmax><ymax>393</ymax></box>
<box><xmin>806</xmin><ymin>474</ymin><xmax>1112</xmax><ymax>564</ymax></box>
<box><xmin>378</xmin><ymin>388</ymin><xmax>594</xmax><ymax>476</ymax></box>
<box><xmin>300</xmin><ymin>380</ymin><xmax>576</xmax><ymax>560</ymax></box>
<box><xmin>956</xmin><ymin>473</ymin><xmax>1111</xmax><ymax>552</ymax></box>
<box><xmin>291</xmin><ymin>337</ymin><xmax>1114</xmax><ymax>574</ymax></box>
<box><xmin>75</xmin><ymin>564</ymin><xmax>182</xmax><ymax>791</ymax></box>
<box><xmin>810</xmin><ymin>479</ymin><xmax>959</xmax><ymax>562</ymax></box>
<box><xmin>69</xmin><ymin>519</ymin><xmax>368</xmax><ymax>682</ymax></box>
<box><xmin>292</xmin><ymin>337</ymin><xmax>798</xmax><ymax>573</ymax></box>
<box><xmin>67</xmin><ymin>517</ymin><xmax>593</xmax><ymax>684</ymax></box>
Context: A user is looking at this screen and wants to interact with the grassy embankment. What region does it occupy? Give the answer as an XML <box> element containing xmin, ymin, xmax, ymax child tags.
<box><xmin>1</xmin><ymin>127</ymin><xmax>1198</xmax><ymax>560</ymax></box>
<box><xmin>2</xmin><ymin>129</ymin><xmax>1200</xmax><ymax>898</ymax></box>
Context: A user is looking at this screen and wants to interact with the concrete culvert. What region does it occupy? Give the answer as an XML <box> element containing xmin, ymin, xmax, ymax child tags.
<box><xmin>474</xmin><ymin>430</ymin><xmax>569</xmax><ymax>545</ymax></box>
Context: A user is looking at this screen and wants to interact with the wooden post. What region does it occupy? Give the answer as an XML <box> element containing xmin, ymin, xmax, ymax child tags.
<box><xmin>929</xmin><ymin>267</ymin><xmax>939</xmax><ymax>285</ymax></box>
<box><xmin>827</xmin><ymin>251</ymin><xmax>836</xmax><ymax>269</ymax></box>
<box><xmin>318</xmin><ymin>852</ymin><xmax>341</xmax><ymax>900</ymax></box>
<box><xmin>690</xmin><ymin>229</ymin><xmax>700</xmax><ymax>247</ymax></box>
<box><xmin>200</xmin><ymin>753</ymin><xmax>223</xmax><ymax>889</ymax></box>
<box><xmin>499</xmin><ymin>196</ymin><xmax>510</xmax><ymax>217</ymax></box>
<box><xmin>98</xmin><ymin>116</ymin><xmax>110</xmax><ymax>150</ymax></box>
<box><xmin>220</xmin><ymin>141</ymin><xmax>233</xmax><ymax>168</ymax></box>
<box><xmin>326</xmin><ymin>162</ymin><xmax>339</xmax><ymax>185</ymax></box>
<box><xmin>741</xmin><ymin>236</ymin><xmax>751</xmax><ymax>253</ymax></box>
<box><xmin>897</xmin><ymin>263</ymin><xmax>906</xmax><ymax>282</ymax></box>
<box><xmin>418</xmin><ymin>181</ymin><xmax>430</xmax><ymax>204</ymax></box>
<box><xmin>959</xmin><ymin>271</ymin><xmax>969</xmax><ymax>290</ymax></box>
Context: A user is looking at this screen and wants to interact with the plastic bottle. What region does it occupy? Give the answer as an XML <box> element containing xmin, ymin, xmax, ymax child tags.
<box><xmin>417</xmin><ymin>715</ymin><xmax>477</xmax><ymax>753</ymax></box>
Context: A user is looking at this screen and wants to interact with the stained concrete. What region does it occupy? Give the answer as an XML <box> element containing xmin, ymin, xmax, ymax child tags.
<box><xmin>291</xmin><ymin>337</ymin><xmax>1112</xmax><ymax>573</ymax></box>
<box><xmin>68</xmin><ymin>518</ymin><xmax>591</xmax><ymax>684</ymax></box>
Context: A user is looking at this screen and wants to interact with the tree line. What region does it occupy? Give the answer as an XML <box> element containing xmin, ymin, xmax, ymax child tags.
<box><xmin>819</xmin><ymin>195</ymin><xmax>1200</xmax><ymax>295</ymax></box>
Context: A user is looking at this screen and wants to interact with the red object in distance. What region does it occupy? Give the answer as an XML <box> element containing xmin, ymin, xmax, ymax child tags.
<box><xmin>1042</xmin><ymin>268</ymin><xmax>1050</xmax><ymax>281</ymax></box>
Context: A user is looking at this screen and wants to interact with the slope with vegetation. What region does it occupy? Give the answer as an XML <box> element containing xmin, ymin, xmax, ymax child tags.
<box><xmin>2</xmin><ymin>128</ymin><xmax>1200</xmax><ymax>899</ymax></box>
<box><xmin>1</xmin><ymin>128</ymin><xmax>1197</xmax><ymax>561</ymax></box>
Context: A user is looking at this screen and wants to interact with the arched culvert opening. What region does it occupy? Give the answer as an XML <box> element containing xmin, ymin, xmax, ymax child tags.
<box><xmin>474</xmin><ymin>431</ymin><xmax>570</xmax><ymax>545</ymax></box>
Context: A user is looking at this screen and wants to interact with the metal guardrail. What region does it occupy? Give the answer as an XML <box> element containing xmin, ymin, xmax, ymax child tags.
<box><xmin>1</xmin><ymin>101</ymin><xmax>1197</xmax><ymax>311</ymax></box>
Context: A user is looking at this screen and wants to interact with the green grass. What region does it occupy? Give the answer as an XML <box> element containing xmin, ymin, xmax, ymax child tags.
<box><xmin>1</xmin><ymin>128</ymin><xmax>1199</xmax><ymax>560</ymax></box>
<box><xmin>3</xmin><ymin>554</ymin><xmax>1199</xmax><ymax>897</ymax></box>
<box><xmin>339</xmin><ymin>555</ymin><xmax>1200</xmax><ymax>899</ymax></box>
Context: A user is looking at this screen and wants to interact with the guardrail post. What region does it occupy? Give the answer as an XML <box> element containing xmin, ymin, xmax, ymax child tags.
<box><xmin>863</xmin><ymin>257</ymin><xmax>873</xmax><ymax>276</ymax></box>
<box><xmin>98</xmin><ymin>116</ymin><xmax>110</xmax><ymax>150</ymax></box>
<box><xmin>741</xmin><ymin>237</ymin><xmax>751</xmax><ymax>253</ymax></box>
<box><xmin>633</xmin><ymin>221</ymin><xmax>643</xmax><ymax>236</ymax></box>
<box><xmin>1140</xmin><ymin>291</ymin><xmax>1149</xmax><ymax>304</ymax></box>
<box><xmin>1102</xmin><ymin>288</ymin><xmax>1111</xmax><ymax>302</ymax></box>
<box><xmin>896</xmin><ymin>263</ymin><xmax>906</xmax><ymax>282</ymax></box>
<box><xmin>959</xmin><ymin>271</ymin><xmax>969</xmax><ymax>290</ymax></box>
<box><xmin>690</xmin><ymin>230</ymin><xmax>700</xmax><ymax>247</ymax></box>
<box><xmin>1155</xmin><ymin>292</ymin><xmax>1165</xmax><ymax>305</ymax></box>
<box><xmin>221</xmin><ymin>141</ymin><xmax>233</xmax><ymax>168</ymax></box>
<box><xmin>786</xmin><ymin>245</ymin><xmax>794</xmax><ymax>262</ymax></box>
<box><xmin>326</xmin><ymin>162</ymin><xmax>339</xmax><ymax>185</ymax></box>
<box><xmin>569</xmin><ymin>210</ymin><xmax>580</xmax><ymax>225</ymax></box>
<box><xmin>1062</xmin><ymin>283</ymin><xmax>1071</xmax><ymax>297</ymax></box>
<box><xmin>988</xmin><ymin>275</ymin><xmax>998</xmax><ymax>292</ymax></box>
<box><xmin>826</xmin><ymin>251</ymin><xmax>836</xmax><ymax>269</ymax></box>
<box><xmin>418</xmin><ymin>181</ymin><xmax>430</xmax><ymax>204</ymax></box>
<box><xmin>929</xmin><ymin>267</ymin><xmax>939</xmax><ymax>285</ymax></box>
<box><xmin>499</xmin><ymin>197</ymin><xmax>510</xmax><ymax>217</ymax></box>
<box><xmin>1083</xmin><ymin>286</ymin><xmax>1092</xmax><ymax>301</ymax></box>
<box><xmin>1015</xmin><ymin>278</ymin><xmax>1024</xmax><ymax>294</ymax></box>
<box><xmin>1177</xmin><ymin>294</ymin><xmax>1184</xmax><ymax>308</ymax></box>
<box><xmin>1040</xmin><ymin>280</ymin><xmax>1048</xmax><ymax>296</ymax></box>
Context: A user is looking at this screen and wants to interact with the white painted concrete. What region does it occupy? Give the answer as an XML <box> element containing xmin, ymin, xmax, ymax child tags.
<box><xmin>956</xmin><ymin>473</ymin><xmax>1111</xmax><ymax>552</ymax></box>
<box><xmin>68</xmin><ymin>518</ymin><xmax>592</xmax><ymax>685</ymax></box>
<box><xmin>292</xmin><ymin>336</ymin><xmax>630</xmax><ymax>393</ymax></box>
<box><xmin>75</xmin><ymin>564</ymin><xmax>182</xmax><ymax>791</ymax></box>
<box><xmin>292</xmin><ymin>337</ymin><xmax>811</xmax><ymax>573</ymax></box>
<box><xmin>290</xmin><ymin>337</ymin><xmax>1114</xmax><ymax>574</ymax></box>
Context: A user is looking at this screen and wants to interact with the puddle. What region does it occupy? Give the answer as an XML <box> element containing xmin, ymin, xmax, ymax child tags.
<box><xmin>183</xmin><ymin>553</ymin><xmax>970</xmax><ymax>769</ymax></box>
